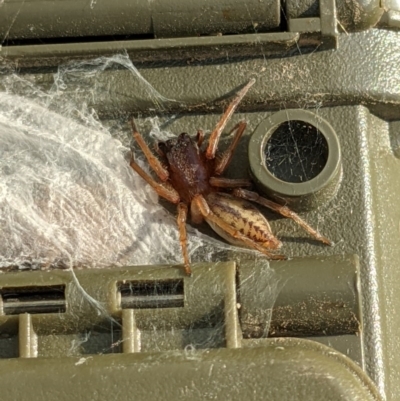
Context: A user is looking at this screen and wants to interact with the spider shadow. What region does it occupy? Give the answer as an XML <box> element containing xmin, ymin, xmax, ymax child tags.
<box><xmin>278</xmin><ymin>236</ymin><xmax>326</xmax><ymax>247</ymax></box>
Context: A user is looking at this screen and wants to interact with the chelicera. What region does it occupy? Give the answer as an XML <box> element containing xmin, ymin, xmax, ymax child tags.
<box><xmin>129</xmin><ymin>79</ymin><xmax>331</xmax><ymax>275</ymax></box>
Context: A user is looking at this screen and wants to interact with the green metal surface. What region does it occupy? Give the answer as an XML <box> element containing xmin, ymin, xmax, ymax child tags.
<box><xmin>0</xmin><ymin>0</ymin><xmax>280</xmax><ymax>40</ymax></box>
<box><xmin>0</xmin><ymin>339</ymin><xmax>382</xmax><ymax>401</ymax></box>
<box><xmin>1</xmin><ymin>31</ymin><xmax>398</xmax><ymax>119</ymax></box>
<box><xmin>0</xmin><ymin>3</ymin><xmax>399</xmax><ymax>400</ymax></box>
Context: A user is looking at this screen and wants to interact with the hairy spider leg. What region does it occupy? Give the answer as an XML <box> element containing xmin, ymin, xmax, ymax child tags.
<box><xmin>129</xmin><ymin>155</ymin><xmax>180</xmax><ymax>204</ymax></box>
<box><xmin>177</xmin><ymin>203</ymin><xmax>191</xmax><ymax>276</ymax></box>
<box><xmin>206</xmin><ymin>79</ymin><xmax>256</xmax><ymax>160</ymax></box>
<box><xmin>193</xmin><ymin>194</ymin><xmax>286</xmax><ymax>260</ymax></box>
<box><xmin>131</xmin><ymin>119</ymin><xmax>169</xmax><ymax>182</ymax></box>
<box><xmin>233</xmin><ymin>189</ymin><xmax>333</xmax><ymax>246</ymax></box>
<box><xmin>214</xmin><ymin>121</ymin><xmax>247</xmax><ymax>175</ymax></box>
<box><xmin>209</xmin><ymin>177</ymin><xmax>252</xmax><ymax>188</ymax></box>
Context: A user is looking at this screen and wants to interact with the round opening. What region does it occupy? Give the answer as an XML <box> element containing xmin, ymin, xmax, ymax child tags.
<box><xmin>249</xmin><ymin>109</ymin><xmax>341</xmax><ymax>210</ymax></box>
<box><xmin>264</xmin><ymin>120</ymin><xmax>329</xmax><ymax>183</ymax></box>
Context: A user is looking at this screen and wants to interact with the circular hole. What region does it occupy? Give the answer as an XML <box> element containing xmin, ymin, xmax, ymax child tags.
<box><xmin>264</xmin><ymin>120</ymin><xmax>329</xmax><ymax>183</ymax></box>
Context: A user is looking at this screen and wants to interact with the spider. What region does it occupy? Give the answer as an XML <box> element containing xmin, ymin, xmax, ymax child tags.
<box><xmin>129</xmin><ymin>79</ymin><xmax>331</xmax><ymax>275</ymax></box>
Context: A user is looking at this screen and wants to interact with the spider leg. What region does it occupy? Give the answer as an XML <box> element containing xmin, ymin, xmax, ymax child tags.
<box><xmin>190</xmin><ymin>199</ymin><xmax>204</xmax><ymax>224</ymax></box>
<box><xmin>131</xmin><ymin>119</ymin><xmax>169</xmax><ymax>182</ymax></box>
<box><xmin>177</xmin><ymin>203</ymin><xmax>191</xmax><ymax>276</ymax></box>
<box><xmin>130</xmin><ymin>154</ymin><xmax>180</xmax><ymax>204</ymax></box>
<box><xmin>193</xmin><ymin>195</ymin><xmax>286</xmax><ymax>260</ymax></box>
<box><xmin>214</xmin><ymin>121</ymin><xmax>247</xmax><ymax>175</ymax></box>
<box><xmin>196</xmin><ymin>130</ymin><xmax>205</xmax><ymax>147</ymax></box>
<box><xmin>206</xmin><ymin>79</ymin><xmax>255</xmax><ymax>160</ymax></box>
<box><xmin>233</xmin><ymin>189</ymin><xmax>332</xmax><ymax>246</ymax></box>
<box><xmin>154</xmin><ymin>141</ymin><xmax>166</xmax><ymax>158</ymax></box>
<box><xmin>209</xmin><ymin>177</ymin><xmax>252</xmax><ymax>188</ymax></box>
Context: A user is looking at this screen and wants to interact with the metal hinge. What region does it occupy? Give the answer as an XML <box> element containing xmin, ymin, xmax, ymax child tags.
<box><xmin>0</xmin><ymin>255</ymin><xmax>362</xmax><ymax>365</ymax></box>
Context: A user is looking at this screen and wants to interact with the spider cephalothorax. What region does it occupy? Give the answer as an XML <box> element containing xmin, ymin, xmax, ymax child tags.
<box><xmin>129</xmin><ymin>79</ymin><xmax>331</xmax><ymax>275</ymax></box>
<box><xmin>158</xmin><ymin>133</ymin><xmax>214</xmax><ymax>203</ymax></box>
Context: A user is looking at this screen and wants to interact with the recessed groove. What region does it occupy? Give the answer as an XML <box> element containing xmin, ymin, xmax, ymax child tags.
<box><xmin>0</xmin><ymin>285</ymin><xmax>66</xmax><ymax>315</ymax></box>
<box><xmin>118</xmin><ymin>279</ymin><xmax>184</xmax><ymax>309</ymax></box>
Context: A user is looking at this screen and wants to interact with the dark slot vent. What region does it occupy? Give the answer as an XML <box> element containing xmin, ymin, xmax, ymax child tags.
<box><xmin>2</xmin><ymin>34</ymin><xmax>156</xmax><ymax>47</ymax></box>
<box><xmin>119</xmin><ymin>279</ymin><xmax>184</xmax><ymax>309</ymax></box>
<box><xmin>0</xmin><ymin>285</ymin><xmax>66</xmax><ymax>315</ymax></box>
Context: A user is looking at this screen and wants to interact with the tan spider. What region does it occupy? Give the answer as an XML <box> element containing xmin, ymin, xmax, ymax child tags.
<box><xmin>129</xmin><ymin>79</ymin><xmax>331</xmax><ymax>275</ymax></box>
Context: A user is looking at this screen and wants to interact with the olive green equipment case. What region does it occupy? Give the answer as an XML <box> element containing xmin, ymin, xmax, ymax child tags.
<box><xmin>0</xmin><ymin>0</ymin><xmax>400</xmax><ymax>400</ymax></box>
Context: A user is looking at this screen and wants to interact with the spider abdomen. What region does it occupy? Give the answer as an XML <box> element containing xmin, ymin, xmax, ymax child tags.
<box><xmin>205</xmin><ymin>192</ymin><xmax>282</xmax><ymax>250</ymax></box>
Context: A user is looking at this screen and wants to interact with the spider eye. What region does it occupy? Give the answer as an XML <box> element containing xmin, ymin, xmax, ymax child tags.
<box><xmin>179</xmin><ymin>133</ymin><xmax>190</xmax><ymax>141</ymax></box>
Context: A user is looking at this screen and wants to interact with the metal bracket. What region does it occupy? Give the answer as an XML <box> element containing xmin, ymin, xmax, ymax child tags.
<box><xmin>288</xmin><ymin>0</ymin><xmax>338</xmax><ymax>49</ymax></box>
